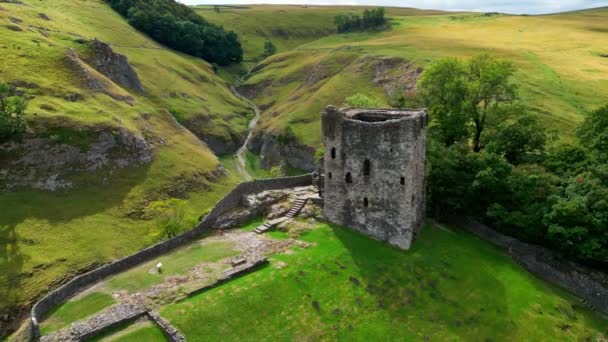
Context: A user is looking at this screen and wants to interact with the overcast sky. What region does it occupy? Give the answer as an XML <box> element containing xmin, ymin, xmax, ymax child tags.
<box><xmin>177</xmin><ymin>0</ymin><xmax>608</xmax><ymax>14</ymax></box>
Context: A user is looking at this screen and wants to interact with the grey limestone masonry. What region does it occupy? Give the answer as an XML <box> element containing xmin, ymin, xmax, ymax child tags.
<box><xmin>322</xmin><ymin>106</ymin><xmax>428</xmax><ymax>250</ymax></box>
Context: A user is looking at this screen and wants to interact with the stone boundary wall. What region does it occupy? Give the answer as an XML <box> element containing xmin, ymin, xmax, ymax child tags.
<box><xmin>147</xmin><ymin>311</ymin><xmax>186</xmax><ymax>342</ymax></box>
<box><xmin>19</xmin><ymin>174</ymin><xmax>312</xmax><ymax>341</ymax></box>
<box><xmin>460</xmin><ymin>219</ymin><xmax>608</xmax><ymax>316</ymax></box>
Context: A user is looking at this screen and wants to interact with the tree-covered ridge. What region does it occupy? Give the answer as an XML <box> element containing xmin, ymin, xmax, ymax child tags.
<box><xmin>105</xmin><ymin>0</ymin><xmax>243</xmax><ymax>65</ymax></box>
<box><xmin>420</xmin><ymin>55</ymin><xmax>608</xmax><ymax>265</ymax></box>
<box><xmin>334</xmin><ymin>7</ymin><xmax>387</xmax><ymax>33</ymax></box>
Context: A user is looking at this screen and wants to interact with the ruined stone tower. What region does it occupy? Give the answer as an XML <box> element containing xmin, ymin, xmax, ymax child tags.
<box><xmin>322</xmin><ymin>106</ymin><xmax>428</xmax><ymax>250</ymax></box>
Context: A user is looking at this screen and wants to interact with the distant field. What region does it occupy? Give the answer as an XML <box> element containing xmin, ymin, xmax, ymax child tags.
<box><xmin>200</xmin><ymin>6</ymin><xmax>608</xmax><ymax>147</ymax></box>
<box><xmin>162</xmin><ymin>222</ymin><xmax>608</xmax><ymax>340</ymax></box>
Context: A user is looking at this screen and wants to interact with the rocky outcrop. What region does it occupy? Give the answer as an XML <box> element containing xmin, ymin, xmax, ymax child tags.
<box><xmin>87</xmin><ymin>39</ymin><xmax>145</xmax><ymax>94</ymax></box>
<box><xmin>365</xmin><ymin>56</ymin><xmax>422</xmax><ymax>98</ymax></box>
<box><xmin>0</xmin><ymin>128</ymin><xmax>153</xmax><ymax>191</ymax></box>
<box><xmin>182</xmin><ymin>116</ymin><xmax>246</xmax><ymax>155</ymax></box>
<box><xmin>247</xmin><ymin>133</ymin><xmax>316</xmax><ymax>172</ymax></box>
<box><xmin>65</xmin><ymin>48</ymin><xmax>134</xmax><ymax>103</ymax></box>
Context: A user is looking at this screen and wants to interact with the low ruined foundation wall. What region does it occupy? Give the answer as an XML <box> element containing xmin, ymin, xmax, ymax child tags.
<box><xmin>460</xmin><ymin>219</ymin><xmax>608</xmax><ymax>316</ymax></box>
<box><xmin>22</xmin><ymin>174</ymin><xmax>312</xmax><ymax>341</ymax></box>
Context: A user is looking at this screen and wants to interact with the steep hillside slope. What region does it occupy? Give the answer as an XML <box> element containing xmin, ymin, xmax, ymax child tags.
<box><xmin>210</xmin><ymin>6</ymin><xmax>608</xmax><ymax>169</ymax></box>
<box><xmin>0</xmin><ymin>0</ymin><xmax>250</xmax><ymax>335</ymax></box>
<box><xmin>194</xmin><ymin>5</ymin><xmax>449</xmax><ymax>62</ymax></box>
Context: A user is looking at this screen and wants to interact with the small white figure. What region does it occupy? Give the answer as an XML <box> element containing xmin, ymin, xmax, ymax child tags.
<box><xmin>156</xmin><ymin>262</ymin><xmax>163</xmax><ymax>274</ymax></box>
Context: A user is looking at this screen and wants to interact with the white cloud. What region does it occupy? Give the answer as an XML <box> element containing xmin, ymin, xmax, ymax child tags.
<box><xmin>177</xmin><ymin>0</ymin><xmax>608</xmax><ymax>14</ymax></box>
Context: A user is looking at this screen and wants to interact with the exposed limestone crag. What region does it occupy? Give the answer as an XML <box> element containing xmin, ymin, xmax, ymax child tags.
<box><xmin>0</xmin><ymin>127</ymin><xmax>153</xmax><ymax>191</ymax></box>
<box><xmin>87</xmin><ymin>39</ymin><xmax>145</xmax><ymax>94</ymax></box>
<box><xmin>247</xmin><ymin>133</ymin><xmax>316</xmax><ymax>172</ymax></box>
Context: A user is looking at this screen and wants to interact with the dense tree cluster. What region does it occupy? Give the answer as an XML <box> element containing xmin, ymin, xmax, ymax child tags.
<box><xmin>105</xmin><ymin>0</ymin><xmax>242</xmax><ymax>65</ymax></box>
<box><xmin>419</xmin><ymin>55</ymin><xmax>608</xmax><ymax>266</ymax></box>
<box><xmin>0</xmin><ymin>82</ymin><xmax>27</xmax><ymax>142</ymax></box>
<box><xmin>334</xmin><ymin>7</ymin><xmax>387</xmax><ymax>33</ymax></box>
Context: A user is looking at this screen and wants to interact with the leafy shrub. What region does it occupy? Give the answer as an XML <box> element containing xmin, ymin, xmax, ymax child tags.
<box><xmin>0</xmin><ymin>82</ymin><xmax>27</xmax><ymax>142</ymax></box>
<box><xmin>343</xmin><ymin>94</ymin><xmax>381</xmax><ymax>108</ymax></box>
<box><xmin>263</xmin><ymin>40</ymin><xmax>277</xmax><ymax>57</ymax></box>
<box><xmin>145</xmin><ymin>198</ymin><xmax>188</xmax><ymax>239</ymax></box>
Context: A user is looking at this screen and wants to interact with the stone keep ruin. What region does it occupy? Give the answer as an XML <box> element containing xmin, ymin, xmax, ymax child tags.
<box><xmin>322</xmin><ymin>106</ymin><xmax>428</xmax><ymax>250</ymax></box>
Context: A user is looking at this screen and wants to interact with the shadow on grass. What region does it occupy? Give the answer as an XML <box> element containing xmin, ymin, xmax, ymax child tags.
<box><xmin>0</xmin><ymin>163</ymin><xmax>150</xmax><ymax>334</ymax></box>
<box><xmin>330</xmin><ymin>224</ymin><xmax>512</xmax><ymax>340</ymax></box>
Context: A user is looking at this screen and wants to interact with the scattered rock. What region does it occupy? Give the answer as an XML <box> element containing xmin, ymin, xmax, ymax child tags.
<box><xmin>39</xmin><ymin>104</ymin><xmax>55</xmax><ymax>111</ymax></box>
<box><xmin>74</xmin><ymin>38</ymin><xmax>88</xmax><ymax>44</ymax></box>
<box><xmin>8</xmin><ymin>16</ymin><xmax>21</xmax><ymax>23</ymax></box>
<box><xmin>349</xmin><ymin>276</ymin><xmax>360</xmax><ymax>286</ymax></box>
<box><xmin>64</xmin><ymin>92</ymin><xmax>83</xmax><ymax>102</ymax></box>
<box><xmin>39</xmin><ymin>13</ymin><xmax>51</xmax><ymax>21</ymax></box>
<box><xmin>311</xmin><ymin>300</ymin><xmax>320</xmax><ymax>312</ymax></box>
<box><xmin>5</xmin><ymin>24</ymin><xmax>22</xmax><ymax>31</ymax></box>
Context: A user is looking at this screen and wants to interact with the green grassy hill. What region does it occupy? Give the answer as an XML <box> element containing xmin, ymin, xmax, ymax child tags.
<box><xmin>0</xmin><ymin>0</ymin><xmax>251</xmax><ymax>334</ymax></box>
<box><xmin>162</xmin><ymin>222</ymin><xmax>608</xmax><ymax>341</ymax></box>
<box><xmin>203</xmin><ymin>6</ymin><xmax>608</xmax><ymax>148</ymax></box>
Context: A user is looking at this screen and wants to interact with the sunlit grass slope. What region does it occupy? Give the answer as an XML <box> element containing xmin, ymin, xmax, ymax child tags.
<box><xmin>0</xmin><ymin>0</ymin><xmax>250</xmax><ymax>333</ymax></box>
<box><xmin>163</xmin><ymin>223</ymin><xmax>608</xmax><ymax>341</ymax></box>
<box><xmin>219</xmin><ymin>6</ymin><xmax>608</xmax><ymax>147</ymax></box>
<box><xmin>194</xmin><ymin>5</ymin><xmax>449</xmax><ymax>63</ymax></box>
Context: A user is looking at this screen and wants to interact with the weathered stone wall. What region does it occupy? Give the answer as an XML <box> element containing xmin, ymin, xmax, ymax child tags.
<box><xmin>322</xmin><ymin>106</ymin><xmax>427</xmax><ymax>250</ymax></box>
<box><xmin>20</xmin><ymin>174</ymin><xmax>312</xmax><ymax>341</ymax></box>
<box><xmin>460</xmin><ymin>219</ymin><xmax>608</xmax><ymax>315</ymax></box>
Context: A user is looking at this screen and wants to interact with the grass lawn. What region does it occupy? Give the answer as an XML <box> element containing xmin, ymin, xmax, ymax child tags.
<box><xmin>162</xmin><ymin>222</ymin><xmax>608</xmax><ymax>341</ymax></box>
<box><xmin>88</xmin><ymin>319</ymin><xmax>167</xmax><ymax>342</ymax></box>
<box><xmin>106</xmin><ymin>241</ymin><xmax>239</xmax><ymax>293</ymax></box>
<box><xmin>40</xmin><ymin>292</ymin><xmax>115</xmax><ymax>335</ymax></box>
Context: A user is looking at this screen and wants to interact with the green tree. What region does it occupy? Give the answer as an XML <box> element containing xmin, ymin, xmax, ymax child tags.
<box><xmin>418</xmin><ymin>54</ymin><xmax>517</xmax><ymax>151</ymax></box>
<box><xmin>107</xmin><ymin>0</ymin><xmax>243</xmax><ymax>65</ymax></box>
<box><xmin>578</xmin><ymin>104</ymin><xmax>608</xmax><ymax>162</ymax></box>
<box><xmin>0</xmin><ymin>82</ymin><xmax>27</xmax><ymax>142</ymax></box>
<box><xmin>263</xmin><ymin>40</ymin><xmax>277</xmax><ymax>57</ymax></box>
<box><xmin>487</xmin><ymin>114</ymin><xmax>547</xmax><ymax>165</ymax></box>
<box><xmin>544</xmin><ymin>173</ymin><xmax>608</xmax><ymax>262</ymax></box>
<box><xmin>487</xmin><ymin>165</ymin><xmax>559</xmax><ymax>242</ymax></box>
<box><xmin>418</xmin><ymin>58</ymin><xmax>469</xmax><ymax>146</ymax></box>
